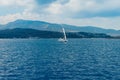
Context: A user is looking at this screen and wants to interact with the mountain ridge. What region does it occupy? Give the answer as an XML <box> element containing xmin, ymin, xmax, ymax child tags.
<box><xmin>0</xmin><ymin>19</ymin><xmax>120</xmax><ymax>36</ymax></box>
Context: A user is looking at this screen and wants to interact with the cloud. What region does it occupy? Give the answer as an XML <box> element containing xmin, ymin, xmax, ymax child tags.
<box><xmin>1</xmin><ymin>0</ymin><xmax>120</xmax><ymax>18</ymax></box>
<box><xmin>45</xmin><ymin>0</ymin><xmax>120</xmax><ymax>18</ymax></box>
<box><xmin>0</xmin><ymin>0</ymin><xmax>34</xmax><ymax>7</ymax></box>
<box><xmin>0</xmin><ymin>0</ymin><xmax>120</xmax><ymax>29</ymax></box>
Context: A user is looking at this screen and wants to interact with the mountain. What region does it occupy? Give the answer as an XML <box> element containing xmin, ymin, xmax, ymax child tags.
<box><xmin>1</xmin><ymin>19</ymin><xmax>120</xmax><ymax>35</ymax></box>
<box><xmin>76</xmin><ymin>26</ymin><xmax>120</xmax><ymax>36</ymax></box>
<box><xmin>0</xmin><ymin>28</ymin><xmax>111</xmax><ymax>38</ymax></box>
<box><xmin>2</xmin><ymin>19</ymin><xmax>62</xmax><ymax>31</ymax></box>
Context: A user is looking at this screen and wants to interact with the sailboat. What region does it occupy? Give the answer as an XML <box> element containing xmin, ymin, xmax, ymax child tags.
<box><xmin>58</xmin><ymin>28</ymin><xmax>68</xmax><ymax>42</ymax></box>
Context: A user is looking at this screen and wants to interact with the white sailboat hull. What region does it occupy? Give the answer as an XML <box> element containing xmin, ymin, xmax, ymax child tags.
<box><xmin>58</xmin><ymin>38</ymin><xmax>68</xmax><ymax>42</ymax></box>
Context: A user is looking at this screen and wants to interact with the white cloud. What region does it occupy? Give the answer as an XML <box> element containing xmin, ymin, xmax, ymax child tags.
<box><xmin>0</xmin><ymin>0</ymin><xmax>36</xmax><ymax>24</ymax></box>
<box><xmin>0</xmin><ymin>0</ymin><xmax>35</xmax><ymax>15</ymax></box>
<box><xmin>0</xmin><ymin>0</ymin><xmax>120</xmax><ymax>29</ymax></box>
<box><xmin>46</xmin><ymin>3</ymin><xmax>63</xmax><ymax>14</ymax></box>
<box><xmin>46</xmin><ymin>0</ymin><xmax>120</xmax><ymax>17</ymax></box>
<box><xmin>0</xmin><ymin>0</ymin><xmax>34</xmax><ymax>6</ymax></box>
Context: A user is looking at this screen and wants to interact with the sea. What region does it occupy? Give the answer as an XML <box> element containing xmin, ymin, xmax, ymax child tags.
<box><xmin>0</xmin><ymin>39</ymin><xmax>120</xmax><ymax>80</ymax></box>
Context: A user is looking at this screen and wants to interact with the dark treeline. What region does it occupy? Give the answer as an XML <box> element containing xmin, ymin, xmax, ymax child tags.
<box><xmin>0</xmin><ymin>28</ymin><xmax>112</xmax><ymax>38</ymax></box>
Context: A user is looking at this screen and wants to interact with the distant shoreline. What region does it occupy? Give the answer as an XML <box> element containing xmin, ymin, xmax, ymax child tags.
<box><xmin>0</xmin><ymin>28</ymin><xmax>113</xmax><ymax>39</ymax></box>
<box><xmin>0</xmin><ymin>37</ymin><xmax>120</xmax><ymax>39</ymax></box>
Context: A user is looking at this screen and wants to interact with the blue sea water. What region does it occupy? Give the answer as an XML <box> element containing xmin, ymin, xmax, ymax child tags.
<box><xmin>0</xmin><ymin>39</ymin><xmax>120</xmax><ymax>80</ymax></box>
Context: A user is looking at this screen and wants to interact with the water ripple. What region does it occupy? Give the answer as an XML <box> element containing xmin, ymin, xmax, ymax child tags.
<box><xmin>0</xmin><ymin>39</ymin><xmax>119</xmax><ymax>80</ymax></box>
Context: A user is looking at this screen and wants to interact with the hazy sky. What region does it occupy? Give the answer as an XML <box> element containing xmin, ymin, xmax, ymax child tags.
<box><xmin>0</xmin><ymin>0</ymin><xmax>120</xmax><ymax>29</ymax></box>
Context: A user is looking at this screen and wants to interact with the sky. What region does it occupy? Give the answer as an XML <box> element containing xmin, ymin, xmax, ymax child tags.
<box><xmin>0</xmin><ymin>0</ymin><xmax>120</xmax><ymax>29</ymax></box>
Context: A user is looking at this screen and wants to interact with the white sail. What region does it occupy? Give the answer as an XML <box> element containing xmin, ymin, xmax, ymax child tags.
<box><xmin>62</xmin><ymin>28</ymin><xmax>67</xmax><ymax>40</ymax></box>
<box><xmin>58</xmin><ymin>27</ymin><xmax>68</xmax><ymax>42</ymax></box>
